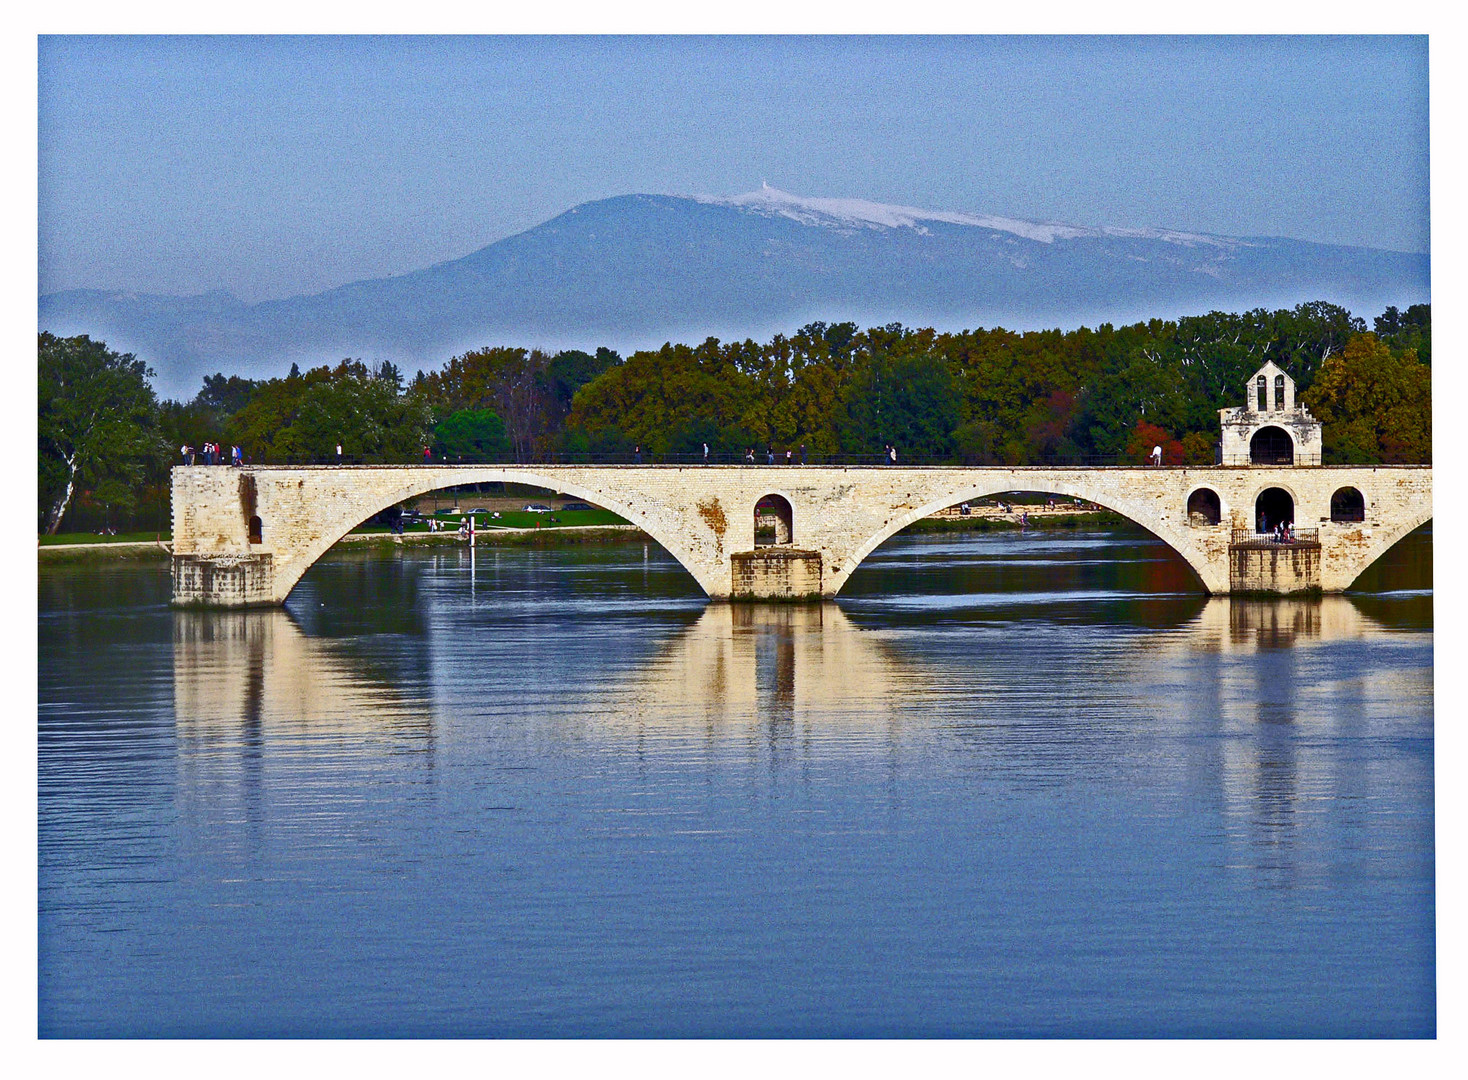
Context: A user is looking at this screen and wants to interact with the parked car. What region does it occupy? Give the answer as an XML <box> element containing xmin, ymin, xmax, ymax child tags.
<box><xmin>560</xmin><ymin>502</ymin><xmax>594</xmax><ymax>512</ymax></box>
<box><xmin>523</xmin><ymin>504</ymin><xmax>552</xmax><ymax>513</ymax></box>
<box><xmin>467</xmin><ymin>507</ymin><xmax>490</xmax><ymax>515</ymax></box>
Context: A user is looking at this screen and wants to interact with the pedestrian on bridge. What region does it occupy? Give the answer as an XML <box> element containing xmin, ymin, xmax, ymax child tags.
<box><xmin>767</xmin><ymin>447</ymin><xmax>775</xmax><ymax>465</ymax></box>
<box><xmin>634</xmin><ymin>445</ymin><xmax>642</xmax><ymax>465</ymax></box>
<box><xmin>702</xmin><ymin>442</ymin><xmax>709</xmax><ymax>465</ymax></box>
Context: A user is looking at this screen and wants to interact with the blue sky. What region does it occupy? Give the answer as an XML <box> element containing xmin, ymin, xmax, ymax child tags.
<box><xmin>39</xmin><ymin>35</ymin><xmax>1429</xmax><ymax>302</ymax></box>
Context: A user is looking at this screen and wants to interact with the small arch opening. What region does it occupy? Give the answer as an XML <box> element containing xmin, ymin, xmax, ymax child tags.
<box><xmin>248</xmin><ymin>515</ymin><xmax>263</xmax><ymax>544</ymax></box>
<box><xmin>1256</xmin><ymin>374</ymin><xmax>1268</xmax><ymax>411</ymax></box>
<box><xmin>1250</xmin><ymin>426</ymin><xmax>1294</xmax><ymax>465</ymax></box>
<box><xmin>1187</xmin><ymin>488</ymin><xmax>1221</xmax><ymax>526</ymax></box>
<box><xmin>1274</xmin><ymin>373</ymin><xmax>1286</xmax><ymax>411</ymax></box>
<box><xmin>1330</xmin><ymin>486</ymin><xmax>1366</xmax><ymax>523</ymax></box>
<box><xmin>755</xmin><ymin>494</ymin><xmax>793</xmax><ymax>547</ymax></box>
<box><xmin>1255</xmin><ymin>488</ymin><xmax>1294</xmax><ymax>534</ymax></box>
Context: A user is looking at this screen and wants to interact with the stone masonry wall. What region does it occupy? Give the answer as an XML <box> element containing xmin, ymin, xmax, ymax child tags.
<box><xmin>170</xmin><ymin>464</ymin><xmax>1432</xmax><ymax>605</ymax></box>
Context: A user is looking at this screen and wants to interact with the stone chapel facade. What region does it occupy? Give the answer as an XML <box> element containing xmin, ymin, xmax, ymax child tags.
<box><xmin>1218</xmin><ymin>360</ymin><xmax>1323</xmax><ymax>466</ymax></box>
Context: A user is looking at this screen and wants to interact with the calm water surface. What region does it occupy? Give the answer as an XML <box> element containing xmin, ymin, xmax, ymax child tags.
<box><xmin>38</xmin><ymin>525</ymin><xmax>1434</xmax><ymax>1037</ymax></box>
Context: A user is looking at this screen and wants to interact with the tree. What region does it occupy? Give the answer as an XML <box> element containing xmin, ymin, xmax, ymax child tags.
<box><xmin>227</xmin><ymin>360</ymin><xmax>432</xmax><ymax>462</ymax></box>
<box><xmin>1299</xmin><ymin>333</ymin><xmax>1431</xmax><ymax>464</ymax></box>
<box><xmin>38</xmin><ymin>333</ymin><xmax>163</xmax><ymax>534</ymax></box>
<box><xmin>1125</xmin><ymin>421</ymin><xmax>1185</xmax><ymax>465</ymax></box>
<box><xmin>434</xmin><ymin>409</ymin><xmax>511</xmax><ymax>461</ymax></box>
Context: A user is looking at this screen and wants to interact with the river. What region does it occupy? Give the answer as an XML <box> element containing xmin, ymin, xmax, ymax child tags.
<box><xmin>38</xmin><ymin>524</ymin><xmax>1434</xmax><ymax>1037</ymax></box>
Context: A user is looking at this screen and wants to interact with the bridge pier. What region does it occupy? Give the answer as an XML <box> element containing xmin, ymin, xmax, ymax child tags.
<box><xmin>172</xmin><ymin>553</ymin><xmax>277</xmax><ymax>607</ymax></box>
<box><xmin>730</xmin><ymin>549</ymin><xmax>823</xmax><ymax>600</ymax></box>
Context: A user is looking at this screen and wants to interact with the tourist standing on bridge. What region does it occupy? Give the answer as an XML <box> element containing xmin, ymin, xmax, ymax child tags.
<box><xmin>1150</xmin><ymin>444</ymin><xmax>1163</xmax><ymax>467</ymax></box>
<box><xmin>702</xmin><ymin>442</ymin><xmax>709</xmax><ymax>465</ymax></box>
<box><xmin>336</xmin><ymin>443</ymin><xmax>343</xmax><ymax>463</ymax></box>
<box><xmin>800</xmin><ymin>444</ymin><xmax>807</xmax><ymax>465</ymax></box>
<box><xmin>785</xmin><ymin>449</ymin><xmax>792</xmax><ymax>465</ymax></box>
<box><xmin>889</xmin><ymin>444</ymin><xmax>898</xmax><ymax>465</ymax></box>
<box><xmin>767</xmin><ymin>447</ymin><xmax>775</xmax><ymax>465</ymax></box>
<box><xmin>423</xmin><ymin>445</ymin><xmax>432</xmax><ymax>463</ymax></box>
<box><xmin>634</xmin><ymin>445</ymin><xmax>642</xmax><ymax>464</ymax></box>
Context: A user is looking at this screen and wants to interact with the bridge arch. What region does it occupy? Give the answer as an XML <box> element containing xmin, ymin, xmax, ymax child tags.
<box><xmin>1250</xmin><ymin>426</ymin><xmax>1294</xmax><ymax>465</ymax></box>
<box><xmin>1340</xmin><ymin>507</ymin><xmax>1434</xmax><ymax>591</ymax></box>
<box><xmin>1186</xmin><ymin>485</ymin><xmax>1223</xmax><ymax>526</ymax></box>
<box><xmin>754</xmin><ymin>492</ymin><xmax>795</xmax><ymax>546</ymax></box>
<box><xmin>1331</xmin><ymin>486</ymin><xmax>1366</xmax><ymax>523</ymax></box>
<box><xmin>831</xmin><ymin>477</ymin><xmax>1219</xmax><ymax>596</ymax></box>
<box><xmin>269</xmin><ymin>467</ymin><xmax>717</xmax><ymax>603</ymax></box>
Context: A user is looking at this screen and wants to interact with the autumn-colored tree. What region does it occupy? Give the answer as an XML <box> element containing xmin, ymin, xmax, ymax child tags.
<box><xmin>1125</xmin><ymin>421</ymin><xmax>1185</xmax><ymax>465</ymax></box>
<box><xmin>1299</xmin><ymin>333</ymin><xmax>1431</xmax><ymax>463</ymax></box>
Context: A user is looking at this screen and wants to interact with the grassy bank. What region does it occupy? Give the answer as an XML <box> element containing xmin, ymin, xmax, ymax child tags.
<box><xmin>38</xmin><ymin>541</ymin><xmax>171</xmax><ymax>563</ymax></box>
<box><xmin>40</xmin><ymin>531</ymin><xmax>171</xmax><ymax>546</ymax></box>
<box><xmin>904</xmin><ymin>511</ymin><xmax>1128</xmax><ymax>534</ymax></box>
<box><xmin>340</xmin><ymin>525</ymin><xmax>650</xmax><ymax>552</ymax></box>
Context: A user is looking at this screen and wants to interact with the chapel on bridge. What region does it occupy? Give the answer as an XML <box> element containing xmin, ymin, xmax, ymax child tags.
<box><xmin>1218</xmin><ymin>360</ymin><xmax>1323</xmax><ymax>466</ymax></box>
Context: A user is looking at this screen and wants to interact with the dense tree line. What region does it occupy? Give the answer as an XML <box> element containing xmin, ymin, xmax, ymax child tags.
<box><xmin>38</xmin><ymin>301</ymin><xmax>1430</xmax><ymax>533</ymax></box>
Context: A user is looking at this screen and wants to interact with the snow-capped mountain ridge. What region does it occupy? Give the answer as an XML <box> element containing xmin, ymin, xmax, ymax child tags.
<box><xmin>41</xmin><ymin>189</ymin><xmax>1426</xmax><ymax>398</ymax></box>
<box><xmin>698</xmin><ymin>183</ymin><xmax>1241</xmax><ymax>249</ymax></box>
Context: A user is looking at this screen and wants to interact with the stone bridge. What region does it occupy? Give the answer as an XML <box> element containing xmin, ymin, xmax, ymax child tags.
<box><xmin>170</xmin><ymin>464</ymin><xmax>1431</xmax><ymax>606</ymax></box>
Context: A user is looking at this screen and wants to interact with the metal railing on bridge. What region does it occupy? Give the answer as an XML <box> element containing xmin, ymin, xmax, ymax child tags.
<box><xmin>182</xmin><ymin>449</ymin><xmax>1204</xmax><ymax>469</ymax></box>
<box><xmin>1231</xmin><ymin>527</ymin><xmax>1320</xmax><ymax>546</ymax></box>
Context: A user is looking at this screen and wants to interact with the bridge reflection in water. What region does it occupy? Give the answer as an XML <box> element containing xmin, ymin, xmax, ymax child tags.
<box><xmin>1149</xmin><ymin>596</ymin><xmax>1432</xmax><ymax>891</ymax></box>
<box><xmin>171</xmin><ymin>590</ymin><xmax>1426</xmax><ymax>893</ymax></box>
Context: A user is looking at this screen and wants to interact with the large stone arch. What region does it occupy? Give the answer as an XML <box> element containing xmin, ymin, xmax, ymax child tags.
<box><xmin>267</xmin><ymin>467</ymin><xmax>718</xmax><ymax>603</ymax></box>
<box><xmin>829</xmin><ymin>476</ymin><xmax>1225</xmax><ymax>595</ymax></box>
<box><xmin>1331</xmin><ymin>508</ymin><xmax>1434</xmax><ymax>592</ymax></box>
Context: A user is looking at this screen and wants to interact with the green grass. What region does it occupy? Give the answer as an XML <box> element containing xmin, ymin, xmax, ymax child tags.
<box><xmin>354</xmin><ymin>507</ymin><xmax>629</xmax><ymax>533</ymax></box>
<box><xmin>39</xmin><ymin>531</ymin><xmax>170</xmax><ymax>546</ymax></box>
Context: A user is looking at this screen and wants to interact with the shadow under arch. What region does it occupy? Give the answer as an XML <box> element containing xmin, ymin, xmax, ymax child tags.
<box><xmin>1343</xmin><ymin>519</ymin><xmax>1433</xmax><ymax>598</ymax></box>
<box><xmin>833</xmin><ymin>483</ymin><xmax>1210</xmax><ymax>596</ymax></box>
<box><xmin>271</xmin><ymin>467</ymin><xmax>712</xmax><ymax>604</ymax></box>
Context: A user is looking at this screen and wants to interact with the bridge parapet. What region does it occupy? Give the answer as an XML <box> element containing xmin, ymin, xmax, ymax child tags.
<box><xmin>170</xmin><ymin>464</ymin><xmax>1431</xmax><ymax>606</ymax></box>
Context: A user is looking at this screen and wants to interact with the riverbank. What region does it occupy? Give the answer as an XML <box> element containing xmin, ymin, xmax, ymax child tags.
<box><xmin>339</xmin><ymin>523</ymin><xmax>651</xmax><ymax>551</ymax></box>
<box><xmin>905</xmin><ymin>510</ymin><xmax>1126</xmax><ymax>533</ymax></box>
<box><xmin>39</xmin><ymin>509</ymin><xmax>1120</xmax><ymax>563</ymax></box>
<box><xmin>38</xmin><ymin>539</ymin><xmax>173</xmax><ymax>563</ymax></box>
<box><xmin>38</xmin><ymin>523</ymin><xmax>653</xmax><ymax>562</ymax></box>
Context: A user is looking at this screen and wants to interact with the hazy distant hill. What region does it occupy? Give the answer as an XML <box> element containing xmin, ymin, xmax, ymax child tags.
<box><xmin>40</xmin><ymin>185</ymin><xmax>1430</xmax><ymax>398</ymax></box>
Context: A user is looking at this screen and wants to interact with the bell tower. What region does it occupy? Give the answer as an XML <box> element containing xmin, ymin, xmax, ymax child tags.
<box><xmin>1218</xmin><ymin>360</ymin><xmax>1322</xmax><ymax>465</ymax></box>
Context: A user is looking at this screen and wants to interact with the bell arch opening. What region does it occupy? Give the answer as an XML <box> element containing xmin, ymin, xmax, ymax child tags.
<box><xmin>1250</xmin><ymin>426</ymin><xmax>1294</xmax><ymax>465</ymax></box>
<box><xmin>1187</xmin><ymin>488</ymin><xmax>1221</xmax><ymax>526</ymax></box>
<box><xmin>1255</xmin><ymin>487</ymin><xmax>1294</xmax><ymax>533</ymax></box>
<box><xmin>755</xmin><ymin>494</ymin><xmax>794</xmax><ymax>546</ymax></box>
<box><xmin>1330</xmin><ymin>487</ymin><xmax>1366</xmax><ymax>523</ymax></box>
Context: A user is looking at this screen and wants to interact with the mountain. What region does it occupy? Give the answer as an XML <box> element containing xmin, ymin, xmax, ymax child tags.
<box><xmin>40</xmin><ymin>185</ymin><xmax>1430</xmax><ymax>398</ymax></box>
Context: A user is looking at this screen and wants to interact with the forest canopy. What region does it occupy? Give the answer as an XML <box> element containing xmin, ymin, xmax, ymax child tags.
<box><xmin>37</xmin><ymin>301</ymin><xmax>1431</xmax><ymax>533</ymax></box>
